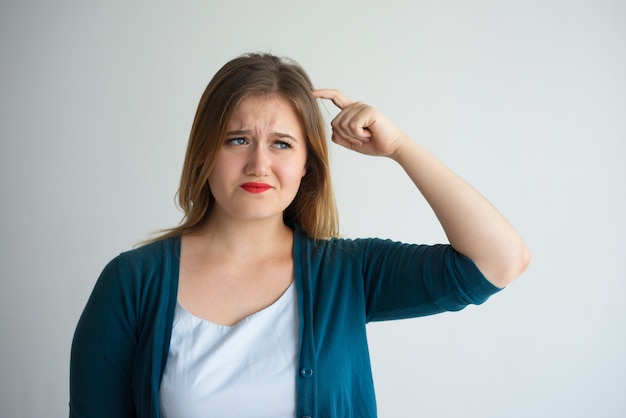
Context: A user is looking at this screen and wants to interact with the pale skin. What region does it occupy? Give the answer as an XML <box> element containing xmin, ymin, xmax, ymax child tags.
<box><xmin>178</xmin><ymin>91</ymin><xmax>530</xmax><ymax>326</ymax></box>
<box><xmin>178</xmin><ymin>94</ymin><xmax>306</xmax><ymax>326</ymax></box>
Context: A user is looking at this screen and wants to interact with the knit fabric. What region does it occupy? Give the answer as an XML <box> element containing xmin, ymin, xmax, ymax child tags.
<box><xmin>70</xmin><ymin>225</ymin><xmax>501</xmax><ymax>418</ymax></box>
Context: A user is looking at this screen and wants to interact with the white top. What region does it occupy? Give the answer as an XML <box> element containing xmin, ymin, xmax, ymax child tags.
<box><xmin>159</xmin><ymin>282</ymin><xmax>299</xmax><ymax>418</ymax></box>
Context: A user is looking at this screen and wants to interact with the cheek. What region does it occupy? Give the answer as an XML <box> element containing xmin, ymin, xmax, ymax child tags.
<box><xmin>286</xmin><ymin>160</ymin><xmax>308</xmax><ymax>184</ymax></box>
<box><xmin>296</xmin><ymin>152</ymin><xmax>308</xmax><ymax>178</ymax></box>
<box><xmin>210</xmin><ymin>154</ymin><xmax>237</xmax><ymax>180</ymax></box>
<box><xmin>207</xmin><ymin>162</ymin><xmax>231</xmax><ymax>196</ymax></box>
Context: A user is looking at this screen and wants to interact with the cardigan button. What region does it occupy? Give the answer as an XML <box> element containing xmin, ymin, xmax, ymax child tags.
<box><xmin>300</xmin><ymin>367</ymin><xmax>314</xmax><ymax>377</ymax></box>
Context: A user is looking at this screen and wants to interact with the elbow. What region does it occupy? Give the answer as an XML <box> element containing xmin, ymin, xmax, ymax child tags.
<box><xmin>492</xmin><ymin>242</ymin><xmax>531</xmax><ymax>288</ymax></box>
<box><xmin>510</xmin><ymin>243</ymin><xmax>531</xmax><ymax>283</ymax></box>
<box><xmin>520</xmin><ymin>243</ymin><xmax>532</xmax><ymax>273</ymax></box>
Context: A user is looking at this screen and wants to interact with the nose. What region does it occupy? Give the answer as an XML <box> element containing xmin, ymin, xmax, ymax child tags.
<box><xmin>245</xmin><ymin>144</ymin><xmax>271</xmax><ymax>176</ymax></box>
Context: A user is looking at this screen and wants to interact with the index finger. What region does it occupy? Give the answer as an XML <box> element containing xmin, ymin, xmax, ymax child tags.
<box><xmin>312</xmin><ymin>89</ymin><xmax>353</xmax><ymax>110</ymax></box>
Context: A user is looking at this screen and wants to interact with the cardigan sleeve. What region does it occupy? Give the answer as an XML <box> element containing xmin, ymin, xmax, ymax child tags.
<box><xmin>69</xmin><ymin>255</ymin><xmax>139</xmax><ymax>418</ymax></box>
<box><xmin>353</xmin><ymin>239</ymin><xmax>502</xmax><ymax>322</ymax></box>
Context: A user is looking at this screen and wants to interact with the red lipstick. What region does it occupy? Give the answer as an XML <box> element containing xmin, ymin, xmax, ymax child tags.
<box><xmin>240</xmin><ymin>182</ymin><xmax>272</xmax><ymax>193</ymax></box>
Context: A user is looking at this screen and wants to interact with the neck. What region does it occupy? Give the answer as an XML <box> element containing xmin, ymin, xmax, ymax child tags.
<box><xmin>189</xmin><ymin>212</ymin><xmax>292</xmax><ymax>260</ymax></box>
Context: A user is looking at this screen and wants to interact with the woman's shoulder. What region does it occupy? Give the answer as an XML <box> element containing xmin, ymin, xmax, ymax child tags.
<box><xmin>122</xmin><ymin>236</ymin><xmax>180</xmax><ymax>260</ymax></box>
<box><xmin>293</xmin><ymin>223</ymin><xmax>404</xmax><ymax>258</ymax></box>
<box><xmin>101</xmin><ymin>236</ymin><xmax>181</xmax><ymax>281</ymax></box>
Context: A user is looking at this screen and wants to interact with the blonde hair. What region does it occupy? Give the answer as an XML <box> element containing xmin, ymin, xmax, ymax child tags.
<box><xmin>154</xmin><ymin>53</ymin><xmax>338</xmax><ymax>241</ymax></box>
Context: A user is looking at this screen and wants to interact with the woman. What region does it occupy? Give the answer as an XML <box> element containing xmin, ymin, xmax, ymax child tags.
<box><xmin>70</xmin><ymin>53</ymin><xmax>529</xmax><ymax>418</ymax></box>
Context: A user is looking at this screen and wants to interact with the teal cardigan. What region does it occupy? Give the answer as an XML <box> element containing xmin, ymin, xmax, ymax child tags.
<box><xmin>70</xmin><ymin>225</ymin><xmax>500</xmax><ymax>418</ymax></box>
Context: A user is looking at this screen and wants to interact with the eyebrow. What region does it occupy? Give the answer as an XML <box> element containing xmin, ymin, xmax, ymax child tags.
<box><xmin>226</xmin><ymin>130</ymin><xmax>299</xmax><ymax>142</ymax></box>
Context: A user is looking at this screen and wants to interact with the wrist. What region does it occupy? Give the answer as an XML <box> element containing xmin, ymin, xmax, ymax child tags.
<box><xmin>388</xmin><ymin>134</ymin><xmax>419</xmax><ymax>162</ymax></box>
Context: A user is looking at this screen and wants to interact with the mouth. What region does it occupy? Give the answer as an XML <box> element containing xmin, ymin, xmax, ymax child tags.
<box><xmin>240</xmin><ymin>182</ymin><xmax>273</xmax><ymax>194</ymax></box>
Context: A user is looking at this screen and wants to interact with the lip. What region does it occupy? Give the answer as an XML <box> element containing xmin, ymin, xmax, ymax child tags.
<box><xmin>240</xmin><ymin>182</ymin><xmax>273</xmax><ymax>193</ymax></box>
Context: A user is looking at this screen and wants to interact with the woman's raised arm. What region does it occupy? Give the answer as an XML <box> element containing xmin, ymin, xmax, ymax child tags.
<box><xmin>313</xmin><ymin>89</ymin><xmax>530</xmax><ymax>287</ymax></box>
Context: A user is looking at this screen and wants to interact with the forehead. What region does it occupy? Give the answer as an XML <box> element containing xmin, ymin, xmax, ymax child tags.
<box><xmin>229</xmin><ymin>94</ymin><xmax>303</xmax><ymax>131</ymax></box>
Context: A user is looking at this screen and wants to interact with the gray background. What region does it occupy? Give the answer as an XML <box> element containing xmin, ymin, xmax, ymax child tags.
<box><xmin>1</xmin><ymin>0</ymin><xmax>624</xmax><ymax>417</ymax></box>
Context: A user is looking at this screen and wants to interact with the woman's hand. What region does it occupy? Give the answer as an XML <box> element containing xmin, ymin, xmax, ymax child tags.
<box><xmin>313</xmin><ymin>89</ymin><xmax>409</xmax><ymax>158</ymax></box>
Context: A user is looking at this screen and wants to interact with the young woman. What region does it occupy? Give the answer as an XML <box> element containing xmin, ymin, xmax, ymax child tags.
<box><xmin>70</xmin><ymin>53</ymin><xmax>529</xmax><ymax>418</ymax></box>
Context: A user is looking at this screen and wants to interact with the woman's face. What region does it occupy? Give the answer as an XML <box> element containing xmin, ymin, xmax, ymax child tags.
<box><xmin>208</xmin><ymin>94</ymin><xmax>308</xmax><ymax>224</ymax></box>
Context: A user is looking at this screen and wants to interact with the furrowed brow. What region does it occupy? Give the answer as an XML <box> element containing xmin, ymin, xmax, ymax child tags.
<box><xmin>225</xmin><ymin>130</ymin><xmax>299</xmax><ymax>142</ymax></box>
<box><xmin>226</xmin><ymin>130</ymin><xmax>252</xmax><ymax>136</ymax></box>
<box><xmin>273</xmin><ymin>132</ymin><xmax>299</xmax><ymax>142</ymax></box>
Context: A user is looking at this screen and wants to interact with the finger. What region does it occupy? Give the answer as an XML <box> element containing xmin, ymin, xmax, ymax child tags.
<box><xmin>331</xmin><ymin>133</ymin><xmax>365</xmax><ymax>150</ymax></box>
<box><xmin>332</xmin><ymin>104</ymin><xmax>374</xmax><ymax>140</ymax></box>
<box><xmin>312</xmin><ymin>89</ymin><xmax>353</xmax><ymax>110</ymax></box>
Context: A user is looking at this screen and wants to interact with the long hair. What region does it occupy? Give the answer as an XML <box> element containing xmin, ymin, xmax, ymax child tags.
<box><xmin>154</xmin><ymin>53</ymin><xmax>338</xmax><ymax>241</ymax></box>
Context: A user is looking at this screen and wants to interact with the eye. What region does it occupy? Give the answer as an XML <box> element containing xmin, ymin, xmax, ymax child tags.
<box><xmin>272</xmin><ymin>140</ymin><xmax>293</xmax><ymax>150</ymax></box>
<box><xmin>226</xmin><ymin>137</ymin><xmax>247</xmax><ymax>146</ymax></box>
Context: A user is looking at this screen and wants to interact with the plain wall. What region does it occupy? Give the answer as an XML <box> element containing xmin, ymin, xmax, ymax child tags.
<box><xmin>1</xmin><ymin>0</ymin><xmax>624</xmax><ymax>417</ymax></box>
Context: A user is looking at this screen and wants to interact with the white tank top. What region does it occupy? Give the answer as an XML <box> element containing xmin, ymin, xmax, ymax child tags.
<box><xmin>159</xmin><ymin>282</ymin><xmax>299</xmax><ymax>418</ymax></box>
